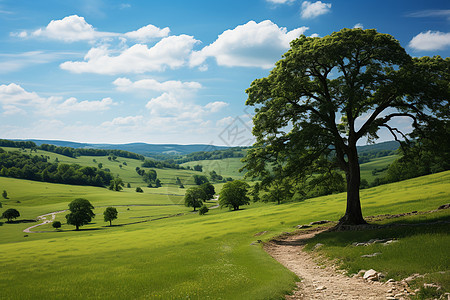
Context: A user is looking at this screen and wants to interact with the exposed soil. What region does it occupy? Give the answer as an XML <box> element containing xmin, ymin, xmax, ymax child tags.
<box><xmin>264</xmin><ymin>227</ymin><xmax>408</xmax><ymax>300</ymax></box>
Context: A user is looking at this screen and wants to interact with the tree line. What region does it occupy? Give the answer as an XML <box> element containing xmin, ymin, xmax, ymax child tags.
<box><xmin>0</xmin><ymin>139</ymin><xmax>144</xmax><ymax>160</ymax></box>
<box><xmin>0</xmin><ymin>148</ymin><xmax>114</xmax><ymax>187</ymax></box>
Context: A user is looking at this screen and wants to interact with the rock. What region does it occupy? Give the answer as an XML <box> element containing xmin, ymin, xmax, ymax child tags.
<box><xmin>312</xmin><ymin>243</ymin><xmax>324</xmax><ymax>250</ymax></box>
<box><xmin>383</xmin><ymin>240</ymin><xmax>398</xmax><ymax>246</ymax></box>
<box><xmin>363</xmin><ymin>269</ymin><xmax>379</xmax><ymax>281</ymax></box>
<box><xmin>315</xmin><ymin>285</ymin><xmax>326</xmax><ymax>291</ymax></box>
<box><xmin>357</xmin><ymin>269</ymin><xmax>367</xmax><ymax>277</ymax></box>
<box><xmin>385</xmin><ymin>297</ymin><xmax>396</xmax><ymax>300</ymax></box>
<box><xmin>361</xmin><ymin>252</ymin><xmax>382</xmax><ymax>258</ymax></box>
<box><xmin>386</xmin><ymin>279</ymin><xmax>395</xmax><ymax>283</ymax></box>
<box><xmin>295</xmin><ymin>224</ymin><xmax>311</xmax><ymax>229</ymax></box>
<box><xmin>423</xmin><ymin>283</ymin><xmax>441</xmax><ymax>290</ymax></box>
<box><xmin>254</xmin><ymin>231</ymin><xmax>268</xmax><ymax>236</ymax></box>
<box><xmin>394</xmin><ymin>293</ymin><xmax>404</xmax><ymax>298</ymax></box>
<box><xmin>437</xmin><ymin>203</ymin><xmax>450</xmax><ymax>210</ymax></box>
<box><xmin>403</xmin><ymin>273</ymin><xmax>421</xmax><ymax>283</ymax></box>
<box><xmin>309</xmin><ymin>220</ymin><xmax>330</xmax><ymax>225</ymax></box>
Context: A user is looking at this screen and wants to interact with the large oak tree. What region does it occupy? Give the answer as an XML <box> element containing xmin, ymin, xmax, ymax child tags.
<box><xmin>244</xmin><ymin>28</ymin><xmax>449</xmax><ymax>225</ymax></box>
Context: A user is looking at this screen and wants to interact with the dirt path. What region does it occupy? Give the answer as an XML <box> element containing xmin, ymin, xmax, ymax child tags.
<box><xmin>264</xmin><ymin>228</ymin><xmax>404</xmax><ymax>300</ymax></box>
<box><xmin>23</xmin><ymin>210</ymin><xmax>67</xmax><ymax>233</ymax></box>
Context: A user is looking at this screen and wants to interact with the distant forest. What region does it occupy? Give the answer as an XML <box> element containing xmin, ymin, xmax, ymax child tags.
<box><xmin>0</xmin><ymin>139</ymin><xmax>144</xmax><ymax>160</ymax></box>
<box><xmin>0</xmin><ymin>148</ymin><xmax>113</xmax><ymax>187</ymax></box>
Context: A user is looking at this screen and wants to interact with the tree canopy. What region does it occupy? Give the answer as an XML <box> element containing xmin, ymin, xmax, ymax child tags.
<box><xmin>244</xmin><ymin>28</ymin><xmax>449</xmax><ymax>225</ymax></box>
<box><xmin>65</xmin><ymin>198</ymin><xmax>95</xmax><ymax>230</ymax></box>
<box><xmin>184</xmin><ymin>186</ymin><xmax>207</xmax><ymax>211</ymax></box>
<box><xmin>1</xmin><ymin>208</ymin><xmax>20</xmax><ymax>222</ymax></box>
<box><xmin>103</xmin><ymin>207</ymin><xmax>118</xmax><ymax>226</ymax></box>
<box><xmin>219</xmin><ymin>180</ymin><xmax>250</xmax><ymax>211</ymax></box>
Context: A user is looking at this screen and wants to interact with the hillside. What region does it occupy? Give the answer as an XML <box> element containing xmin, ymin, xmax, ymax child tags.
<box><xmin>0</xmin><ymin>171</ymin><xmax>448</xmax><ymax>298</ymax></box>
<box><xmin>13</xmin><ymin>139</ymin><xmax>229</xmax><ymax>156</ymax></box>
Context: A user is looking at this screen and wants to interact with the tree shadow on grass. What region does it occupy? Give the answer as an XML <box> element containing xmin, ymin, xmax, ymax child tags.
<box><xmin>304</xmin><ymin>212</ymin><xmax>450</xmax><ymax>248</ymax></box>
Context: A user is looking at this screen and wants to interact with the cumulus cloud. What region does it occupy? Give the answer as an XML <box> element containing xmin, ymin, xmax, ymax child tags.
<box><xmin>102</xmin><ymin>115</ymin><xmax>144</xmax><ymax>127</ymax></box>
<box><xmin>409</xmin><ymin>31</ymin><xmax>450</xmax><ymax>51</ymax></box>
<box><xmin>124</xmin><ymin>24</ymin><xmax>170</xmax><ymax>42</ymax></box>
<box><xmin>60</xmin><ymin>35</ymin><xmax>199</xmax><ymax>74</ymax></box>
<box><xmin>113</xmin><ymin>77</ymin><xmax>202</xmax><ymax>93</ymax></box>
<box><xmin>205</xmin><ymin>101</ymin><xmax>229</xmax><ymax>113</ymax></box>
<box><xmin>0</xmin><ymin>83</ymin><xmax>115</xmax><ymax>115</ymax></box>
<box><xmin>190</xmin><ymin>20</ymin><xmax>308</xmax><ymax>69</ymax></box>
<box><xmin>13</xmin><ymin>15</ymin><xmax>170</xmax><ymax>43</ymax></box>
<box><xmin>301</xmin><ymin>1</ymin><xmax>331</xmax><ymax>19</ymax></box>
<box><xmin>353</xmin><ymin>23</ymin><xmax>364</xmax><ymax>29</ymax></box>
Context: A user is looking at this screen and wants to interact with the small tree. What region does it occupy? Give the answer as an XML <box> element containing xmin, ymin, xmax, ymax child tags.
<box><xmin>109</xmin><ymin>178</ymin><xmax>124</xmax><ymax>191</ymax></box>
<box><xmin>193</xmin><ymin>175</ymin><xmax>209</xmax><ymax>185</ymax></box>
<box><xmin>136</xmin><ymin>187</ymin><xmax>143</xmax><ymax>193</ymax></box>
<box><xmin>199</xmin><ymin>205</ymin><xmax>209</xmax><ymax>215</ymax></box>
<box><xmin>52</xmin><ymin>221</ymin><xmax>62</xmax><ymax>230</ymax></box>
<box><xmin>65</xmin><ymin>198</ymin><xmax>95</xmax><ymax>231</ymax></box>
<box><xmin>200</xmin><ymin>182</ymin><xmax>215</xmax><ymax>200</ymax></box>
<box><xmin>184</xmin><ymin>186</ymin><xmax>207</xmax><ymax>211</ymax></box>
<box><xmin>219</xmin><ymin>180</ymin><xmax>250</xmax><ymax>211</ymax></box>
<box><xmin>103</xmin><ymin>207</ymin><xmax>118</xmax><ymax>226</ymax></box>
<box><xmin>2</xmin><ymin>190</ymin><xmax>7</xmax><ymax>199</ymax></box>
<box><xmin>1</xmin><ymin>208</ymin><xmax>20</xmax><ymax>222</ymax></box>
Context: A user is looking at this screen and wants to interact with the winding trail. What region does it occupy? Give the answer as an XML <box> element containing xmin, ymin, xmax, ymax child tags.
<box><xmin>264</xmin><ymin>227</ymin><xmax>407</xmax><ymax>300</ymax></box>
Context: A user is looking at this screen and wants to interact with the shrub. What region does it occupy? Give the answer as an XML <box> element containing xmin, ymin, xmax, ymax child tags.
<box><xmin>199</xmin><ymin>205</ymin><xmax>209</xmax><ymax>215</ymax></box>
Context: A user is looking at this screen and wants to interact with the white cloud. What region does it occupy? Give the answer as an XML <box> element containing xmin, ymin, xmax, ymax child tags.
<box><xmin>301</xmin><ymin>1</ymin><xmax>331</xmax><ymax>19</ymax></box>
<box><xmin>124</xmin><ymin>24</ymin><xmax>170</xmax><ymax>42</ymax></box>
<box><xmin>13</xmin><ymin>15</ymin><xmax>170</xmax><ymax>43</ymax></box>
<box><xmin>61</xmin><ymin>35</ymin><xmax>199</xmax><ymax>74</ymax></box>
<box><xmin>205</xmin><ymin>101</ymin><xmax>228</xmax><ymax>113</ymax></box>
<box><xmin>113</xmin><ymin>77</ymin><xmax>202</xmax><ymax>93</ymax></box>
<box><xmin>216</xmin><ymin>116</ymin><xmax>234</xmax><ymax>127</ymax></box>
<box><xmin>190</xmin><ymin>20</ymin><xmax>308</xmax><ymax>69</ymax></box>
<box><xmin>102</xmin><ymin>115</ymin><xmax>144</xmax><ymax>126</ymax></box>
<box><xmin>0</xmin><ymin>83</ymin><xmax>115</xmax><ymax>115</ymax></box>
<box><xmin>353</xmin><ymin>23</ymin><xmax>364</xmax><ymax>29</ymax></box>
<box><xmin>409</xmin><ymin>31</ymin><xmax>450</xmax><ymax>51</ymax></box>
<box><xmin>30</xmin><ymin>15</ymin><xmax>115</xmax><ymax>42</ymax></box>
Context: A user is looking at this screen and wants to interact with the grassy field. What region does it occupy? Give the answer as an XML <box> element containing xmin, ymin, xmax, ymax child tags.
<box><xmin>182</xmin><ymin>154</ymin><xmax>399</xmax><ymax>184</ymax></box>
<box><xmin>0</xmin><ymin>169</ymin><xmax>449</xmax><ymax>299</ymax></box>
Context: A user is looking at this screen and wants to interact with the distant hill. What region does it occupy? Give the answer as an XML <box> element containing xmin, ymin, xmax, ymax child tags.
<box><xmin>13</xmin><ymin>139</ymin><xmax>229</xmax><ymax>157</ymax></box>
<box><xmin>357</xmin><ymin>140</ymin><xmax>400</xmax><ymax>153</ymax></box>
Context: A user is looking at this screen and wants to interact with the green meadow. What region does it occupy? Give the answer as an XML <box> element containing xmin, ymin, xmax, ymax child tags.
<box><xmin>0</xmin><ymin>167</ymin><xmax>449</xmax><ymax>299</ymax></box>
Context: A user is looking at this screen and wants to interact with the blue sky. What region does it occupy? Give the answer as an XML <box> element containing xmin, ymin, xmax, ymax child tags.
<box><xmin>0</xmin><ymin>0</ymin><xmax>449</xmax><ymax>146</ymax></box>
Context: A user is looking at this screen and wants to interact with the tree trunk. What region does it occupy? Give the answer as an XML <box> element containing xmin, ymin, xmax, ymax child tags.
<box><xmin>76</xmin><ymin>224</ymin><xmax>79</xmax><ymax>231</ymax></box>
<box><xmin>109</xmin><ymin>220</ymin><xmax>112</xmax><ymax>226</ymax></box>
<box><xmin>339</xmin><ymin>145</ymin><xmax>367</xmax><ymax>225</ymax></box>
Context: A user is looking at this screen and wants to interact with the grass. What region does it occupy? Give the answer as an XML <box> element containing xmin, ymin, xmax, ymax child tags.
<box><xmin>303</xmin><ymin>209</ymin><xmax>450</xmax><ymax>296</ymax></box>
<box><xmin>0</xmin><ymin>168</ymin><xmax>449</xmax><ymax>299</ymax></box>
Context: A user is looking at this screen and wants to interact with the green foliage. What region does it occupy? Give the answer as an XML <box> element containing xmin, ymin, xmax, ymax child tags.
<box><xmin>0</xmin><ymin>150</ymin><xmax>113</xmax><ymax>187</ymax></box>
<box><xmin>193</xmin><ymin>174</ymin><xmax>208</xmax><ymax>185</ymax></box>
<box><xmin>199</xmin><ymin>205</ymin><xmax>209</xmax><ymax>215</ymax></box>
<box><xmin>219</xmin><ymin>180</ymin><xmax>250</xmax><ymax>211</ymax></box>
<box><xmin>52</xmin><ymin>221</ymin><xmax>61</xmax><ymax>229</ymax></box>
<box><xmin>65</xmin><ymin>198</ymin><xmax>95</xmax><ymax>230</ymax></box>
<box><xmin>209</xmin><ymin>170</ymin><xmax>223</xmax><ymax>182</ymax></box>
<box><xmin>135</xmin><ymin>187</ymin><xmax>143</xmax><ymax>193</ymax></box>
<box><xmin>244</xmin><ymin>28</ymin><xmax>449</xmax><ymax>224</ymax></box>
<box><xmin>103</xmin><ymin>207</ymin><xmax>118</xmax><ymax>226</ymax></box>
<box><xmin>184</xmin><ymin>186</ymin><xmax>207</xmax><ymax>211</ymax></box>
<box><xmin>1</xmin><ymin>208</ymin><xmax>20</xmax><ymax>222</ymax></box>
<box><xmin>193</xmin><ymin>164</ymin><xmax>203</xmax><ymax>172</ymax></box>
<box><xmin>2</xmin><ymin>190</ymin><xmax>7</xmax><ymax>199</ymax></box>
<box><xmin>109</xmin><ymin>178</ymin><xmax>124</xmax><ymax>191</ymax></box>
<box><xmin>200</xmin><ymin>182</ymin><xmax>215</xmax><ymax>200</ymax></box>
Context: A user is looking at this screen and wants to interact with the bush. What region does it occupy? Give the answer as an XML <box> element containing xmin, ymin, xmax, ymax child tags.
<box><xmin>52</xmin><ymin>221</ymin><xmax>62</xmax><ymax>230</ymax></box>
<box><xmin>136</xmin><ymin>187</ymin><xmax>143</xmax><ymax>193</ymax></box>
<box><xmin>199</xmin><ymin>205</ymin><xmax>209</xmax><ymax>215</ymax></box>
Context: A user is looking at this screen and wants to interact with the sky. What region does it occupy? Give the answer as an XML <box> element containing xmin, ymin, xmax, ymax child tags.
<box><xmin>0</xmin><ymin>0</ymin><xmax>449</xmax><ymax>147</ymax></box>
